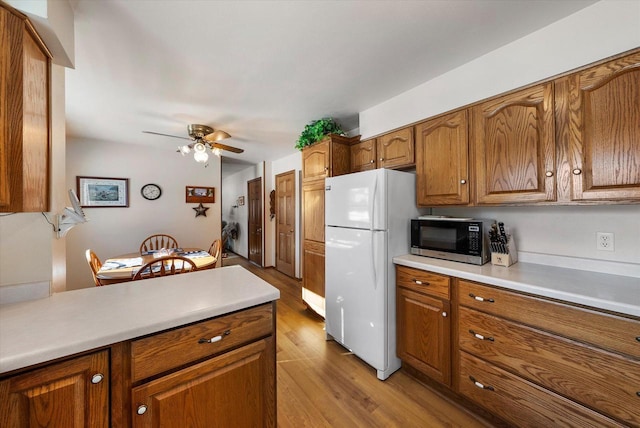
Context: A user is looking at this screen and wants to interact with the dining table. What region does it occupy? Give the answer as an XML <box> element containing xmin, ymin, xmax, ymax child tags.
<box><xmin>96</xmin><ymin>248</ymin><xmax>216</xmax><ymax>285</ymax></box>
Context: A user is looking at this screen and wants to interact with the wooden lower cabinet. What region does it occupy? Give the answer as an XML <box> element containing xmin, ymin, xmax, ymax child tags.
<box><xmin>302</xmin><ymin>240</ymin><xmax>325</xmax><ymax>298</ymax></box>
<box><xmin>0</xmin><ymin>350</ymin><xmax>109</xmax><ymax>427</ymax></box>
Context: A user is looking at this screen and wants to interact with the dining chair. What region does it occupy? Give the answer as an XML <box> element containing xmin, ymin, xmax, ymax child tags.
<box><xmin>140</xmin><ymin>234</ymin><xmax>179</xmax><ymax>254</ymax></box>
<box><xmin>85</xmin><ymin>249</ymin><xmax>104</xmax><ymax>287</ymax></box>
<box><xmin>207</xmin><ymin>239</ymin><xmax>222</xmax><ymax>268</ymax></box>
<box><xmin>131</xmin><ymin>255</ymin><xmax>198</xmax><ymax>281</ymax></box>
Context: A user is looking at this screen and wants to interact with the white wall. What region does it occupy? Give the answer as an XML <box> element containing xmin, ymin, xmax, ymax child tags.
<box><xmin>221</xmin><ymin>164</ymin><xmax>262</xmax><ymax>259</ymax></box>
<box><xmin>359</xmin><ymin>0</ymin><xmax>640</xmax><ymax>276</ymax></box>
<box><xmin>65</xmin><ymin>139</ymin><xmax>221</xmax><ymax>290</ymax></box>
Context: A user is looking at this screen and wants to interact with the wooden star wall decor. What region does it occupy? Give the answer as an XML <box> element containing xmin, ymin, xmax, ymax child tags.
<box><xmin>193</xmin><ymin>203</ymin><xmax>209</xmax><ymax>217</ymax></box>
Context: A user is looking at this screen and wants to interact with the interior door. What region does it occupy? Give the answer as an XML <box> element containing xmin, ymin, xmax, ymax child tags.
<box><xmin>248</xmin><ymin>177</ymin><xmax>263</xmax><ymax>266</ymax></box>
<box><xmin>275</xmin><ymin>170</ymin><xmax>295</xmax><ymax>277</ymax></box>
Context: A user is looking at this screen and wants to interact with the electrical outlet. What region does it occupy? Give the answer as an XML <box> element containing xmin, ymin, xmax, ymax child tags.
<box><xmin>596</xmin><ymin>232</ymin><xmax>614</xmax><ymax>251</ymax></box>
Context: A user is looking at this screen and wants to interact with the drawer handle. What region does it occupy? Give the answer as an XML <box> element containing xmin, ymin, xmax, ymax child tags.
<box><xmin>469</xmin><ymin>376</ymin><xmax>494</xmax><ymax>391</ymax></box>
<box><xmin>198</xmin><ymin>330</ymin><xmax>231</xmax><ymax>344</ymax></box>
<box><xmin>636</xmin><ymin>336</ymin><xmax>640</xmax><ymax>342</ymax></box>
<box><xmin>469</xmin><ymin>329</ymin><xmax>494</xmax><ymax>342</ymax></box>
<box><xmin>468</xmin><ymin>293</ymin><xmax>494</xmax><ymax>303</ymax></box>
<box><xmin>413</xmin><ymin>279</ymin><xmax>429</xmax><ymax>286</ymax></box>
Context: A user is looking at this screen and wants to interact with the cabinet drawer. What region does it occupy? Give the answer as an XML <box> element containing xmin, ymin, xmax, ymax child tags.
<box><xmin>131</xmin><ymin>304</ymin><xmax>273</xmax><ymax>382</ymax></box>
<box><xmin>459</xmin><ymin>306</ymin><xmax>640</xmax><ymax>425</ymax></box>
<box><xmin>459</xmin><ymin>352</ymin><xmax>625</xmax><ymax>428</ymax></box>
<box><xmin>458</xmin><ymin>279</ymin><xmax>640</xmax><ymax>359</ymax></box>
<box><xmin>396</xmin><ymin>266</ymin><xmax>450</xmax><ymax>300</ymax></box>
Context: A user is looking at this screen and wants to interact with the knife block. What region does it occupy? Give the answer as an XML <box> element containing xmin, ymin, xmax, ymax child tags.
<box><xmin>491</xmin><ymin>236</ymin><xmax>518</xmax><ymax>267</ymax></box>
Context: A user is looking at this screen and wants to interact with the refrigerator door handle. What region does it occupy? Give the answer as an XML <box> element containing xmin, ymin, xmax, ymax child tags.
<box><xmin>371</xmin><ymin>231</ymin><xmax>377</xmax><ymax>290</ymax></box>
<box><xmin>369</xmin><ymin>173</ymin><xmax>378</xmax><ymax>231</ymax></box>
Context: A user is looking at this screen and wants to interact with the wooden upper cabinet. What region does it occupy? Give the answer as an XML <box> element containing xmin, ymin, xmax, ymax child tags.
<box><xmin>301</xmin><ymin>134</ymin><xmax>355</xmax><ymax>181</ymax></box>
<box><xmin>558</xmin><ymin>51</ymin><xmax>640</xmax><ymax>202</ymax></box>
<box><xmin>350</xmin><ymin>138</ymin><xmax>377</xmax><ymax>172</ymax></box>
<box><xmin>377</xmin><ymin>127</ymin><xmax>415</xmax><ymax>169</ymax></box>
<box><xmin>416</xmin><ymin>110</ymin><xmax>469</xmax><ymax>206</ymax></box>
<box><xmin>472</xmin><ymin>83</ymin><xmax>556</xmax><ymax>205</ymax></box>
<box><xmin>0</xmin><ymin>4</ymin><xmax>51</xmax><ymax>212</ymax></box>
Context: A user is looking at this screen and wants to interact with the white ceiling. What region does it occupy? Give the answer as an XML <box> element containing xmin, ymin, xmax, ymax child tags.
<box><xmin>65</xmin><ymin>0</ymin><xmax>597</xmax><ymax>173</ymax></box>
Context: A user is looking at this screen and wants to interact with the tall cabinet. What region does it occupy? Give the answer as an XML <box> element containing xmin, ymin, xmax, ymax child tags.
<box><xmin>0</xmin><ymin>3</ymin><xmax>51</xmax><ymax>212</ymax></box>
<box><xmin>301</xmin><ymin>134</ymin><xmax>358</xmax><ymax>316</ymax></box>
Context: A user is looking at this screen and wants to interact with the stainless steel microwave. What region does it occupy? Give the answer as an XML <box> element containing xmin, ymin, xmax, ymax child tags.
<box><xmin>410</xmin><ymin>217</ymin><xmax>495</xmax><ymax>265</ymax></box>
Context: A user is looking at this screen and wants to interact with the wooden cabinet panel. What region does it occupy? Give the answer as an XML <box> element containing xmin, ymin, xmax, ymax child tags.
<box><xmin>397</xmin><ymin>288</ymin><xmax>451</xmax><ymax>386</ymax></box>
<box><xmin>302</xmin><ymin>240</ymin><xmax>325</xmax><ymax>298</ymax></box>
<box><xmin>457</xmin><ymin>279</ymin><xmax>640</xmax><ymax>359</ymax></box>
<box><xmin>0</xmin><ymin>5</ymin><xmax>50</xmax><ymax>212</ymax></box>
<box><xmin>416</xmin><ymin>110</ymin><xmax>470</xmax><ymax>206</ymax></box>
<box><xmin>0</xmin><ymin>351</ymin><xmax>109</xmax><ymax>428</ymax></box>
<box><xmin>377</xmin><ymin>127</ymin><xmax>414</xmax><ymax>169</ymax></box>
<box><xmin>459</xmin><ymin>306</ymin><xmax>640</xmax><ymax>425</ymax></box>
<box><xmin>472</xmin><ymin>83</ymin><xmax>555</xmax><ymax>204</ymax></box>
<box><xmin>559</xmin><ymin>51</ymin><xmax>640</xmax><ymax>202</ymax></box>
<box><xmin>350</xmin><ymin>138</ymin><xmax>376</xmax><ymax>172</ymax></box>
<box><xmin>132</xmin><ymin>338</ymin><xmax>275</xmax><ymax>428</ymax></box>
<box><xmin>302</xmin><ymin>180</ymin><xmax>325</xmax><ymax>243</ymax></box>
<box><xmin>459</xmin><ymin>352</ymin><xmax>625</xmax><ymax>428</ymax></box>
<box><xmin>131</xmin><ymin>304</ymin><xmax>273</xmax><ymax>382</ymax></box>
<box><xmin>301</xmin><ymin>139</ymin><xmax>330</xmax><ymax>181</ymax></box>
<box><xmin>396</xmin><ymin>265</ymin><xmax>450</xmax><ymax>300</ymax></box>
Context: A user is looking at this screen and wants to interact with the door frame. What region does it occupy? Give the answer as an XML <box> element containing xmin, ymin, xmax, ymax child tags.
<box><xmin>247</xmin><ymin>177</ymin><xmax>263</xmax><ymax>266</ymax></box>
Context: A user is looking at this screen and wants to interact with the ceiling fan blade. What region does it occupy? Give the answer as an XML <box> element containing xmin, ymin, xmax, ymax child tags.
<box><xmin>212</xmin><ymin>142</ymin><xmax>244</xmax><ymax>153</ymax></box>
<box><xmin>142</xmin><ymin>130</ymin><xmax>192</xmax><ymax>141</ymax></box>
<box><xmin>202</xmin><ymin>130</ymin><xmax>232</xmax><ymax>143</ymax></box>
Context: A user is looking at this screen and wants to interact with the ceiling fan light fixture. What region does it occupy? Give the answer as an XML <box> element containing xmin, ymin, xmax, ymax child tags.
<box><xmin>212</xmin><ymin>147</ymin><xmax>222</xmax><ymax>157</ymax></box>
<box><xmin>194</xmin><ymin>150</ymin><xmax>209</xmax><ymax>163</ymax></box>
<box><xmin>179</xmin><ymin>145</ymin><xmax>191</xmax><ymax>155</ymax></box>
<box><xmin>194</xmin><ymin>142</ymin><xmax>206</xmax><ymax>153</ymax></box>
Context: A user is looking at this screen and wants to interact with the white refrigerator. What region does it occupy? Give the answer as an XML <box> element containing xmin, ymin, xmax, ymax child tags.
<box><xmin>325</xmin><ymin>168</ymin><xmax>419</xmax><ymax>380</ymax></box>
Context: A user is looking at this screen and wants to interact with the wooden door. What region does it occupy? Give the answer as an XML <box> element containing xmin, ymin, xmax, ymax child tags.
<box><xmin>301</xmin><ymin>139</ymin><xmax>330</xmax><ymax>181</ymax></box>
<box><xmin>350</xmin><ymin>139</ymin><xmax>377</xmax><ymax>172</ymax></box>
<box><xmin>559</xmin><ymin>51</ymin><xmax>640</xmax><ymax>202</ymax></box>
<box><xmin>416</xmin><ymin>110</ymin><xmax>470</xmax><ymax>206</ymax></box>
<box><xmin>0</xmin><ymin>351</ymin><xmax>109</xmax><ymax>427</ymax></box>
<box><xmin>132</xmin><ymin>339</ymin><xmax>276</xmax><ymax>428</ymax></box>
<box><xmin>397</xmin><ymin>288</ymin><xmax>451</xmax><ymax>386</ymax></box>
<box><xmin>472</xmin><ymin>83</ymin><xmax>556</xmax><ymax>204</ymax></box>
<box><xmin>275</xmin><ymin>170</ymin><xmax>295</xmax><ymax>277</ymax></box>
<box><xmin>301</xmin><ymin>180</ymin><xmax>325</xmax><ymax>244</ymax></box>
<box><xmin>377</xmin><ymin>127</ymin><xmax>415</xmax><ymax>169</ymax></box>
<box><xmin>248</xmin><ymin>177</ymin><xmax>263</xmax><ymax>266</ymax></box>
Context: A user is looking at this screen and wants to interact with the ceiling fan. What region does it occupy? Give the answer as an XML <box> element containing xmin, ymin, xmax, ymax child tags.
<box><xmin>143</xmin><ymin>124</ymin><xmax>243</xmax><ymax>164</ymax></box>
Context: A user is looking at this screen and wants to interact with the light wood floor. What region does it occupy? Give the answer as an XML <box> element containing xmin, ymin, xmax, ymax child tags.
<box><xmin>223</xmin><ymin>256</ymin><xmax>493</xmax><ymax>428</ymax></box>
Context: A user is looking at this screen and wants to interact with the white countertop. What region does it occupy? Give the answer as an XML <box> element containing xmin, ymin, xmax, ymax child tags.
<box><xmin>394</xmin><ymin>254</ymin><xmax>640</xmax><ymax>318</ymax></box>
<box><xmin>0</xmin><ymin>265</ymin><xmax>280</xmax><ymax>374</ymax></box>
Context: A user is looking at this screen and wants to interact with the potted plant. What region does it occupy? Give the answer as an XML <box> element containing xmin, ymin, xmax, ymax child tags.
<box><xmin>295</xmin><ymin>118</ymin><xmax>345</xmax><ymax>150</ymax></box>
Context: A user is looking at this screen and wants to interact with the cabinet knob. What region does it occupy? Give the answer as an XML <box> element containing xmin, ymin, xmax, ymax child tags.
<box><xmin>572</xmin><ymin>168</ymin><xmax>582</xmax><ymax>175</ymax></box>
<box><xmin>442</xmin><ymin>311</ymin><xmax>447</xmax><ymax>317</ymax></box>
<box><xmin>91</xmin><ymin>373</ymin><xmax>104</xmax><ymax>384</ymax></box>
<box><xmin>324</xmin><ymin>166</ymin><xmax>329</xmax><ymax>171</ymax></box>
<box><xmin>460</xmin><ymin>179</ymin><xmax>467</xmax><ymax>184</ymax></box>
<box><xmin>379</xmin><ymin>158</ymin><xmax>384</xmax><ymax>162</ymax></box>
<box><xmin>137</xmin><ymin>405</ymin><xmax>148</xmax><ymax>415</ymax></box>
<box><xmin>545</xmin><ymin>171</ymin><xmax>554</xmax><ymax>177</ymax></box>
<box><xmin>370</xmin><ymin>160</ymin><xmax>375</xmax><ymax>163</ymax></box>
<box><xmin>636</xmin><ymin>336</ymin><xmax>640</xmax><ymax>342</ymax></box>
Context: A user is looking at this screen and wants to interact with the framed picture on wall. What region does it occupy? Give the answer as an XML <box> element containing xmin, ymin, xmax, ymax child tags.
<box><xmin>186</xmin><ymin>186</ymin><xmax>215</xmax><ymax>203</ymax></box>
<box><xmin>77</xmin><ymin>176</ymin><xmax>129</xmax><ymax>207</ymax></box>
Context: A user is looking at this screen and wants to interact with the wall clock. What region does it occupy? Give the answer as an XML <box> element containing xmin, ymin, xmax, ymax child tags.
<box><xmin>141</xmin><ymin>183</ymin><xmax>162</xmax><ymax>200</ymax></box>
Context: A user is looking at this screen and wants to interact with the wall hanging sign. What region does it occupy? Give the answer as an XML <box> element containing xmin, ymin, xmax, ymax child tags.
<box><xmin>77</xmin><ymin>176</ymin><xmax>129</xmax><ymax>207</ymax></box>
<box><xmin>186</xmin><ymin>186</ymin><xmax>215</xmax><ymax>203</ymax></box>
<box><xmin>237</xmin><ymin>196</ymin><xmax>245</xmax><ymax>206</ymax></box>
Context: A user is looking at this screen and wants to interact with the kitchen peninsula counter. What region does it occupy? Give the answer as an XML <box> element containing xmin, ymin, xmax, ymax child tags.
<box><xmin>0</xmin><ymin>265</ymin><xmax>280</xmax><ymax>374</ymax></box>
<box><xmin>394</xmin><ymin>254</ymin><xmax>639</xmax><ymax>317</ymax></box>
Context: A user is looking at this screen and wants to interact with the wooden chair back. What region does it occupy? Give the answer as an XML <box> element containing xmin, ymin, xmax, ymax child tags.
<box><xmin>140</xmin><ymin>234</ymin><xmax>179</xmax><ymax>254</ymax></box>
<box><xmin>208</xmin><ymin>239</ymin><xmax>222</xmax><ymax>267</ymax></box>
<box><xmin>132</xmin><ymin>256</ymin><xmax>197</xmax><ymax>281</ymax></box>
<box><xmin>85</xmin><ymin>249</ymin><xmax>104</xmax><ymax>286</ymax></box>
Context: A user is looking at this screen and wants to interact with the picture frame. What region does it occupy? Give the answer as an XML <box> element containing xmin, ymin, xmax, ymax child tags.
<box><xmin>186</xmin><ymin>186</ymin><xmax>215</xmax><ymax>203</ymax></box>
<box><xmin>77</xmin><ymin>176</ymin><xmax>129</xmax><ymax>207</ymax></box>
<box><xmin>237</xmin><ymin>196</ymin><xmax>245</xmax><ymax>206</ymax></box>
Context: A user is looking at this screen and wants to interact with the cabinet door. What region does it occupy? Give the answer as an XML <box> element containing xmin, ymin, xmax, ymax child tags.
<box><xmin>132</xmin><ymin>338</ymin><xmax>275</xmax><ymax>428</ymax></box>
<box><xmin>416</xmin><ymin>110</ymin><xmax>469</xmax><ymax>206</ymax></box>
<box><xmin>377</xmin><ymin>127</ymin><xmax>415</xmax><ymax>169</ymax></box>
<box><xmin>472</xmin><ymin>83</ymin><xmax>555</xmax><ymax>204</ymax></box>
<box><xmin>301</xmin><ymin>139</ymin><xmax>330</xmax><ymax>181</ymax></box>
<box><xmin>302</xmin><ymin>180</ymin><xmax>325</xmax><ymax>243</ymax></box>
<box><xmin>561</xmin><ymin>52</ymin><xmax>640</xmax><ymax>202</ymax></box>
<box><xmin>350</xmin><ymin>139</ymin><xmax>376</xmax><ymax>172</ymax></box>
<box><xmin>302</xmin><ymin>240</ymin><xmax>325</xmax><ymax>298</ymax></box>
<box><xmin>397</xmin><ymin>287</ymin><xmax>450</xmax><ymax>386</ymax></box>
<box><xmin>0</xmin><ymin>351</ymin><xmax>109</xmax><ymax>428</ymax></box>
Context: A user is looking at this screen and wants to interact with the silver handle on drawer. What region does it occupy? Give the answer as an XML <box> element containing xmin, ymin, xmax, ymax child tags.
<box><xmin>198</xmin><ymin>330</ymin><xmax>231</xmax><ymax>344</ymax></box>
<box><xmin>469</xmin><ymin>329</ymin><xmax>494</xmax><ymax>342</ymax></box>
<box><xmin>91</xmin><ymin>373</ymin><xmax>104</xmax><ymax>384</ymax></box>
<box><xmin>413</xmin><ymin>279</ymin><xmax>429</xmax><ymax>286</ymax></box>
<box><xmin>137</xmin><ymin>405</ymin><xmax>148</xmax><ymax>415</ymax></box>
<box><xmin>468</xmin><ymin>293</ymin><xmax>495</xmax><ymax>303</ymax></box>
<box><xmin>469</xmin><ymin>376</ymin><xmax>494</xmax><ymax>391</ymax></box>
